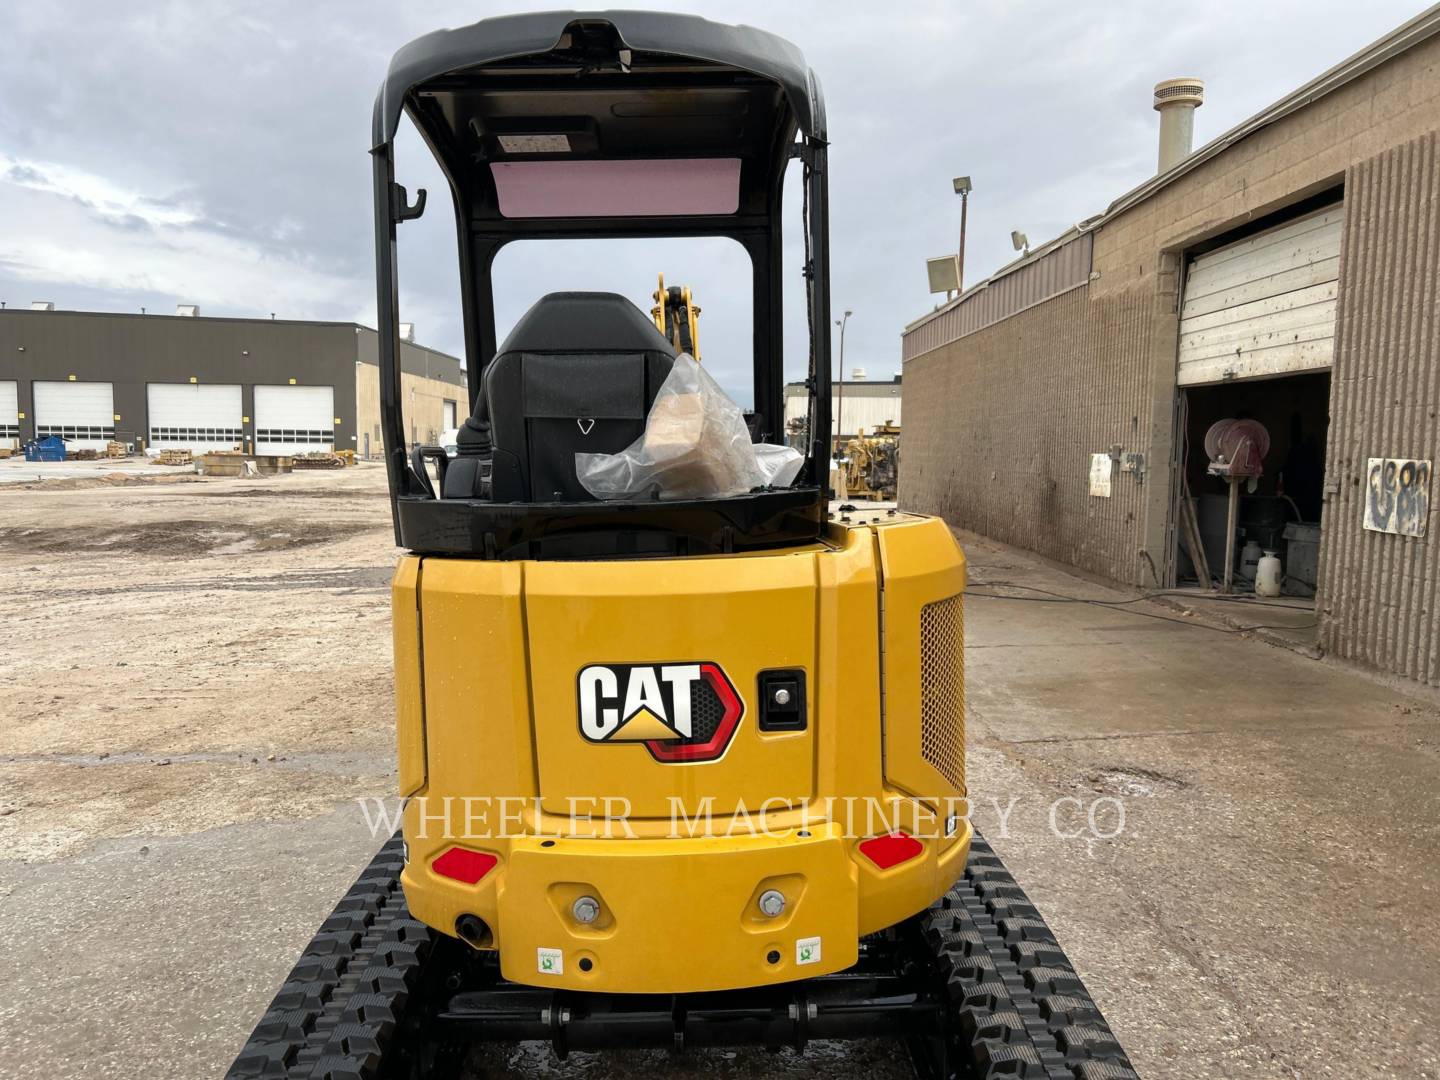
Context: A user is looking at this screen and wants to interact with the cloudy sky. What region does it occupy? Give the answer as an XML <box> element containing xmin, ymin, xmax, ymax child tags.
<box><xmin>0</xmin><ymin>1</ymin><xmax>1425</xmax><ymax>404</ymax></box>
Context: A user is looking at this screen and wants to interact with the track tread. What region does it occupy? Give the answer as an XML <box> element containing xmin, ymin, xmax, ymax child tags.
<box><xmin>225</xmin><ymin>833</ymin><xmax>432</xmax><ymax>1080</ymax></box>
<box><xmin>232</xmin><ymin>830</ymin><xmax>1135</xmax><ymax>1080</ymax></box>
<box><xmin>919</xmin><ymin>830</ymin><xmax>1139</xmax><ymax>1080</ymax></box>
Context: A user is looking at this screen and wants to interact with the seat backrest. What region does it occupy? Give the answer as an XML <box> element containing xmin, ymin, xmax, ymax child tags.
<box><xmin>482</xmin><ymin>292</ymin><xmax>677</xmax><ymax>502</ymax></box>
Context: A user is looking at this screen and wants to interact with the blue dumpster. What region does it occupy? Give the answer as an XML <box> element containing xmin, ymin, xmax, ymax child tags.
<box><xmin>23</xmin><ymin>436</ymin><xmax>66</xmax><ymax>462</ymax></box>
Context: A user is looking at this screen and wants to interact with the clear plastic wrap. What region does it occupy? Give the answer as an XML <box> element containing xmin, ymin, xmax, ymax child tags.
<box><xmin>576</xmin><ymin>354</ymin><xmax>801</xmax><ymax>501</ymax></box>
<box><xmin>754</xmin><ymin>441</ymin><xmax>804</xmax><ymax>488</ymax></box>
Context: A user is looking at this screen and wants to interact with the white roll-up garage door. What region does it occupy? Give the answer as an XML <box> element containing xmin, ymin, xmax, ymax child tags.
<box><xmin>147</xmin><ymin>383</ymin><xmax>243</xmax><ymax>452</ymax></box>
<box><xmin>33</xmin><ymin>381</ymin><xmax>115</xmax><ymax>451</ymax></box>
<box><xmin>254</xmin><ymin>385</ymin><xmax>335</xmax><ymax>455</ymax></box>
<box><xmin>0</xmin><ymin>381</ymin><xmax>17</xmax><ymax>444</ymax></box>
<box><xmin>1178</xmin><ymin>204</ymin><xmax>1343</xmax><ymax>386</ymax></box>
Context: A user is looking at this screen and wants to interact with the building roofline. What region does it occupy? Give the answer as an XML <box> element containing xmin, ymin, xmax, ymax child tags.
<box><xmin>903</xmin><ymin>2</ymin><xmax>1440</xmax><ymax>339</ymax></box>
<box><xmin>784</xmin><ymin>378</ymin><xmax>902</xmax><ymax>390</ymax></box>
<box><xmin>1</xmin><ymin>306</ymin><xmax>361</xmax><ymax>331</ymax></box>
<box><xmin>903</xmin><ymin>222</ymin><xmax>1095</xmax><ymax>334</ymax></box>
<box><xmin>0</xmin><ymin>306</ymin><xmax>464</xmax><ymax>366</ymax></box>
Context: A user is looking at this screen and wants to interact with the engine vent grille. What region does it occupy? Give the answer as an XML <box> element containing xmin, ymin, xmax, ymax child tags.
<box><xmin>920</xmin><ymin>595</ymin><xmax>965</xmax><ymax>789</ymax></box>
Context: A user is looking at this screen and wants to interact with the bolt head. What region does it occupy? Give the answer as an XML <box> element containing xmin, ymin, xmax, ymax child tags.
<box><xmin>773</xmin><ymin>687</ymin><xmax>791</xmax><ymax>706</ymax></box>
<box><xmin>758</xmin><ymin>889</ymin><xmax>786</xmax><ymax>918</ymax></box>
<box><xmin>571</xmin><ymin>896</ymin><xmax>601</xmax><ymax>924</ymax></box>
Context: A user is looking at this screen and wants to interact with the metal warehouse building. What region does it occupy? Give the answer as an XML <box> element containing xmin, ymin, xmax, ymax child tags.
<box><xmin>900</xmin><ymin>8</ymin><xmax>1440</xmax><ymax>687</ymax></box>
<box><xmin>783</xmin><ymin>373</ymin><xmax>902</xmax><ymax>446</ymax></box>
<box><xmin>0</xmin><ymin>306</ymin><xmax>464</xmax><ymax>458</ymax></box>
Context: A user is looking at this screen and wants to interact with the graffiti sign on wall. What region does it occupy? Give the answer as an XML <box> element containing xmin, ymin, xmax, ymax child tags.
<box><xmin>1363</xmin><ymin>458</ymin><xmax>1431</xmax><ymax>537</ymax></box>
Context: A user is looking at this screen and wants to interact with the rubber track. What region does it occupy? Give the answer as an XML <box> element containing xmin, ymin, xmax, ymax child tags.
<box><xmin>919</xmin><ymin>830</ymin><xmax>1139</xmax><ymax>1080</ymax></box>
<box><xmin>230</xmin><ymin>830</ymin><xmax>1137</xmax><ymax>1080</ymax></box>
<box><xmin>226</xmin><ymin>834</ymin><xmax>436</xmax><ymax>1080</ymax></box>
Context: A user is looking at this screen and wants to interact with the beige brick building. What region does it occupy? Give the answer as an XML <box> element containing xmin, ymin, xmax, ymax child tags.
<box><xmin>354</xmin><ymin>330</ymin><xmax>466</xmax><ymax>458</ymax></box>
<box><xmin>900</xmin><ymin>9</ymin><xmax>1440</xmax><ymax>687</ymax></box>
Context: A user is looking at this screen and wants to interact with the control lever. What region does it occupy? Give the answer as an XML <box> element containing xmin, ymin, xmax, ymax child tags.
<box><xmin>411</xmin><ymin>445</ymin><xmax>450</xmax><ymax>499</ymax></box>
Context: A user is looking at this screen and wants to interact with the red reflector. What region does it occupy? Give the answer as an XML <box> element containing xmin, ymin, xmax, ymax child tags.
<box><xmin>858</xmin><ymin>832</ymin><xmax>924</xmax><ymax>870</ymax></box>
<box><xmin>432</xmin><ymin>846</ymin><xmax>498</xmax><ymax>884</ymax></box>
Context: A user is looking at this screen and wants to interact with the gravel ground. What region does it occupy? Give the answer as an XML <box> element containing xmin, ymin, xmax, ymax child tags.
<box><xmin>0</xmin><ymin>462</ymin><xmax>398</xmax><ymax>866</ymax></box>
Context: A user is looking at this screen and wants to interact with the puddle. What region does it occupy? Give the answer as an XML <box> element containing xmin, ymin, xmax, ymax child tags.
<box><xmin>1084</xmin><ymin>765</ymin><xmax>1188</xmax><ymax>797</ymax></box>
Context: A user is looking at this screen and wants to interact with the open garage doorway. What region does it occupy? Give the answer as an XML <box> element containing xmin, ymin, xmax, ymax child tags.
<box><xmin>1175</xmin><ymin>371</ymin><xmax>1330</xmax><ymax>639</ymax></box>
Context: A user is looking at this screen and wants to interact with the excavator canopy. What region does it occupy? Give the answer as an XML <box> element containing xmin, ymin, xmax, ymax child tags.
<box><xmin>371</xmin><ymin>11</ymin><xmax>833</xmax><ymax>554</ymax></box>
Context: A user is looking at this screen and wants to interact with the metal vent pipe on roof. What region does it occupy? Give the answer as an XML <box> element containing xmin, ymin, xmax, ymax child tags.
<box><xmin>1154</xmin><ymin>78</ymin><xmax>1204</xmax><ymax>172</ymax></box>
<box><xmin>31</xmin><ymin>301</ymin><xmax>55</xmax><ymax>311</ymax></box>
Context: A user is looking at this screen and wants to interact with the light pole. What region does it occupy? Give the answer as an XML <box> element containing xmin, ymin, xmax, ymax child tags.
<box><xmin>835</xmin><ymin>309</ymin><xmax>853</xmax><ymax>453</ymax></box>
<box><xmin>952</xmin><ymin>176</ymin><xmax>972</xmax><ymax>292</ymax></box>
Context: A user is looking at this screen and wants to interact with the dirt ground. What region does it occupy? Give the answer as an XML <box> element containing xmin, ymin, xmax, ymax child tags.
<box><xmin>2</xmin><ymin>460</ymin><xmax>1439</xmax><ymax>1079</ymax></box>
<box><xmin>0</xmin><ymin>462</ymin><xmax>398</xmax><ymax>867</ymax></box>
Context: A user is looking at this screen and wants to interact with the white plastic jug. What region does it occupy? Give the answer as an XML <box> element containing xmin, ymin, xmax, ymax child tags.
<box><xmin>1256</xmin><ymin>550</ymin><xmax>1282</xmax><ymax>597</ymax></box>
<box><xmin>1239</xmin><ymin>539</ymin><xmax>1263</xmax><ymax>581</ymax></box>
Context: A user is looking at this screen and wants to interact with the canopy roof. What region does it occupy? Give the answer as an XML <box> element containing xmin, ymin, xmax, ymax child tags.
<box><xmin>370</xmin><ymin>12</ymin><xmax>835</xmax><ymax>537</ymax></box>
<box><xmin>371</xmin><ymin>11</ymin><xmax>825</xmax><ymax>227</ymax></box>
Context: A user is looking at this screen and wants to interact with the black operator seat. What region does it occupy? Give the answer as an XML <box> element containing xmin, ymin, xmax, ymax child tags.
<box><xmin>451</xmin><ymin>292</ymin><xmax>677</xmax><ymax>502</ymax></box>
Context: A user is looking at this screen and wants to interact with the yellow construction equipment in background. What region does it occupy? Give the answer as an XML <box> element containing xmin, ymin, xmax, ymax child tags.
<box><xmin>843</xmin><ymin>423</ymin><xmax>901</xmax><ymax>501</ymax></box>
<box><xmin>651</xmin><ymin>273</ymin><xmax>701</xmax><ymax>359</ymax></box>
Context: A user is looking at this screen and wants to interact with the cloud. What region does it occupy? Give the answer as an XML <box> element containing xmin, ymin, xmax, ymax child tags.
<box><xmin>0</xmin><ymin>182</ymin><xmax>360</xmax><ymax>319</ymax></box>
<box><xmin>1</xmin><ymin>152</ymin><xmax>202</xmax><ymax>227</ymax></box>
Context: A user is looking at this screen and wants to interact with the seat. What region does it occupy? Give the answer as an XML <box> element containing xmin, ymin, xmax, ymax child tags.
<box><xmin>469</xmin><ymin>292</ymin><xmax>677</xmax><ymax>502</ymax></box>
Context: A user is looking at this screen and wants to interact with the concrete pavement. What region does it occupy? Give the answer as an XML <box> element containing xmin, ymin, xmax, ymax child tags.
<box><xmin>0</xmin><ymin>809</ymin><xmax>384</xmax><ymax>1080</ymax></box>
<box><xmin>956</xmin><ymin>529</ymin><xmax>1440</xmax><ymax>1079</ymax></box>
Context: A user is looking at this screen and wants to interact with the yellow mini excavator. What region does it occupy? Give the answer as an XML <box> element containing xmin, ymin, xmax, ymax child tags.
<box><xmin>228</xmin><ymin>12</ymin><xmax>1136</xmax><ymax>1079</ymax></box>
